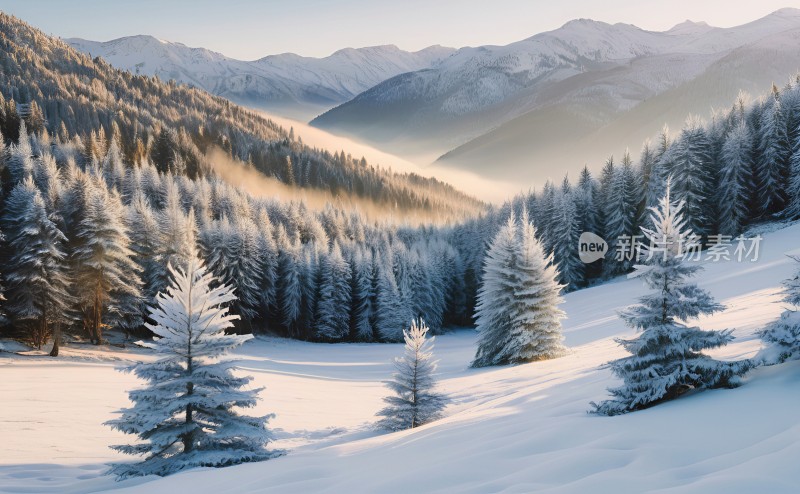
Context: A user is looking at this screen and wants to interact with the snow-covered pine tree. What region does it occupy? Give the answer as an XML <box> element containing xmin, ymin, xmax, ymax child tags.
<box><xmin>375</xmin><ymin>247</ymin><xmax>409</xmax><ymax>342</ymax></box>
<box><xmin>718</xmin><ymin>121</ymin><xmax>754</xmax><ymax>236</ymax></box>
<box><xmin>3</xmin><ymin>177</ymin><xmax>71</xmax><ymax>353</ymax></box>
<box><xmin>350</xmin><ymin>247</ymin><xmax>375</xmax><ymax>341</ymax></box>
<box><xmin>72</xmin><ymin>183</ymin><xmax>143</xmax><ymax>344</ymax></box>
<box><xmin>127</xmin><ymin>192</ymin><xmax>162</xmax><ymax>304</ymax></box>
<box><xmin>314</xmin><ymin>242</ymin><xmax>352</xmax><ymax>341</ymax></box>
<box><xmin>205</xmin><ymin>215</ymin><xmax>264</xmax><ymax>332</ymax></box>
<box><xmin>106</xmin><ymin>247</ymin><xmax>277</xmax><ymax>478</ymax></box>
<box><xmin>550</xmin><ymin>188</ymin><xmax>584</xmax><ymax>290</ymax></box>
<box><xmin>603</xmin><ymin>151</ymin><xmax>641</xmax><ymax>276</ymax></box>
<box><xmin>299</xmin><ymin>243</ymin><xmax>320</xmax><ymax>337</ymax></box>
<box><xmin>408</xmin><ymin>247</ymin><xmax>442</xmax><ymax>332</ymax></box>
<box><xmin>591</xmin><ymin>181</ymin><xmax>751</xmax><ymax>416</ymax></box>
<box><xmin>756</xmin><ymin>87</ymin><xmax>790</xmax><ymax>215</ymax></box>
<box><xmin>758</xmin><ymin>256</ymin><xmax>800</xmax><ymax>364</ymax></box>
<box><xmin>645</xmin><ymin>125</ymin><xmax>673</xmax><ymax>212</ymax></box>
<box><xmin>472</xmin><ymin>212</ymin><xmax>567</xmax><ymax>367</ymax></box>
<box><xmin>276</xmin><ymin>226</ymin><xmax>303</xmax><ymax>337</ymax></box>
<box><xmin>376</xmin><ymin>318</ymin><xmax>446</xmax><ymax>431</ymax></box>
<box><xmin>668</xmin><ymin>117</ymin><xmax>713</xmax><ymax>237</ymax></box>
<box><xmin>576</xmin><ymin>165</ymin><xmax>598</xmax><ymax>236</ymax></box>
<box><xmin>153</xmin><ymin>181</ymin><xmax>196</xmax><ymax>297</ymax></box>
<box><xmin>255</xmin><ymin>208</ymin><xmax>278</xmax><ymax>321</ymax></box>
<box><xmin>7</xmin><ymin>121</ymin><xmax>34</xmax><ymax>183</ymax></box>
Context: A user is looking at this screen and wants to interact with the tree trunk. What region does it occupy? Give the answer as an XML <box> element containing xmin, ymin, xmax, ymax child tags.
<box><xmin>183</xmin><ymin>380</ymin><xmax>194</xmax><ymax>453</ymax></box>
<box><xmin>93</xmin><ymin>289</ymin><xmax>103</xmax><ymax>345</ymax></box>
<box><xmin>50</xmin><ymin>321</ymin><xmax>60</xmax><ymax>357</ymax></box>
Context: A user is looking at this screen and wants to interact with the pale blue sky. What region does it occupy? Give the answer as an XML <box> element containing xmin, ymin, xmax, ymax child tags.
<box><xmin>0</xmin><ymin>0</ymin><xmax>795</xmax><ymax>59</ymax></box>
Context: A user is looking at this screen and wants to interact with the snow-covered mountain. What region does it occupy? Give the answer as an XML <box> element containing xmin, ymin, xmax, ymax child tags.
<box><xmin>67</xmin><ymin>36</ymin><xmax>455</xmax><ymax>120</ymax></box>
<box><xmin>311</xmin><ymin>8</ymin><xmax>800</xmax><ymax>182</ymax></box>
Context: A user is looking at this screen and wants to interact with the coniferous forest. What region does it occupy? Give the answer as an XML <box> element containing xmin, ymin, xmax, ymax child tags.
<box><xmin>2</xmin><ymin>12</ymin><xmax>800</xmax><ymax>351</ymax></box>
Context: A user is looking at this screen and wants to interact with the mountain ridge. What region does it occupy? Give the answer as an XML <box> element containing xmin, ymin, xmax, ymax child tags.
<box><xmin>66</xmin><ymin>35</ymin><xmax>456</xmax><ymax>120</ymax></box>
<box><xmin>311</xmin><ymin>8</ymin><xmax>800</xmax><ymax>182</ymax></box>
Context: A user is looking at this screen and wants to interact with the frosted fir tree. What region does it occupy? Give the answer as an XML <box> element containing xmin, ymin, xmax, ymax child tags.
<box><xmin>592</xmin><ymin>181</ymin><xmax>751</xmax><ymax>416</ymax></box>
<box><xmin>72</xmin><ymin>183</ymin><xmax>142</xmax><ymax>345</ymax></box>
<box><xmin>758</xmin><ymin>256</ymin><xmax>800</xmax><ymax>364</ymax></box>
<box><xmin>757</xmin><ymin>89</ymin><xmax>790</xmax><ymax>214</ymax></box>
<box><xmin>718</xmin><ymin>121</ymin><xmax>754</xmax><ymax>236</ymax></box>
<box><xmin>376</xmin><ymin>318</ymin><xmax>447</xmax><ymax>431</ymax></box>
<box><xmin>205</xmin><ymin>215</ymin><xmax>264</xmax><ymax>331</ymax></box>
<box><xmin>7</xmin><ymin>121</ymin><xmax>34</xmax><ymax>183</ymax></box>
<box><xmin>106</xmin><ymin>247</ymin><xmax>277</xmax><ymax>478</ymax></box>
<box><xmin>3</xmin><ymin>178</ymin><xmax>71</xmax><ymax>353</ymax></box>
<box><xmin>276</xmin><ymin>228</ymin><xmax>303</xmax><ymax>336</ymax></box>
<box><xmin>375</xmin><ymin>253</ymin><xmax>411</xmax><ymax>342</ymax></box>
<box><xmin>350</xmin><ymin>247</ymin><xmax>375</xmax><ymax>341</ymax></box>
<box><xmin>315</xmin><ymin>242</ymin><xmax>352</xmax><ymax>341</ymax></box>
<box><xmin>472</xmin><ymin>212</ymin><xmax>567</xmax><ymax>368</ymax></box>
<box><xmin>550</xmin><ymin>189</ymin><xmax>584</xmax><ymax>290</ymax></box>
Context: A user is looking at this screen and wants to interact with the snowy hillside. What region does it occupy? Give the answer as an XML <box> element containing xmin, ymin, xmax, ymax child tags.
<box><xmin>67</xmin><ymin>36</ymin><xmax>454</xmax><ymax>120</ymax></box>
<box><xmin>2</xmin><ymin>220</ymin><xmax>799</xmax><ymax>493</ymax></box>
<box><xmin>312</xmin><ymin>8</ymin><xmax>800</xmax><ymax>181</ymax></box>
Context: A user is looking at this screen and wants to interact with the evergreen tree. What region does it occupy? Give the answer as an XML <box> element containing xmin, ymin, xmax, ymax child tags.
<box><xmin>72</xmin><ymin>184</ymin><xmax>142</xmax><ymax>344</ymax></box>
<box><xmin>756</xmin><ymin>89</ymin><xmax>790</xmax><ymax>214</ymax></box>
<box><xmin>669</xmin><ymin>118</ymin><xmax>713</xmax><ymax>237</ymax></box>
<box><xmin>604</xmin><ymin>151</ymin><xmax>641</xmax><ymax>275</ymax></box>
<box><xmin>718</xmin><ymin>121</ymin><xmax>754</xmax><ymax>235</ymax></box>
<box><xmin>759</xmin><ymin>256</ymin><xmax>800</xmax><ymax>364</ymax></box>
<box><xmin>255</xmin><ymin>208</ymin><xmax>279</xmax><ymax>322</ymax></box>
<box><xmin>276</xmin><ymin>227</ymin><xmax>302</xmax><ymax>336</ymax></box>
<box><xmin>205</xmin><ymin>215</ymin><xmax>263</xmax><ymax>332</ymax></box>
<box><xmin>550</xmin><ymin>189</ymin><xmax>584</xmax><ymax>290</ymax></box>
<box><xmin>7</xmin><ymin>121</ymin><xmax>34</xmax><ymax>183</ymax></box>
<box><xmin>376</xmin><ymin>318</ymin><xmax>447</xmax><ymax>431</ymax></box>
<box><xmin>646</xmin><ymin>125</ymin><xmax>673</xmax><ymax>212</ymax></box>
<box><xmin>315</xmin><ymin>242</ymin><xmax>352</xmax><ymax>341</ymax></box>
<box><xmin>3</xmin><ymin>178</ymin><xmax>71</xmax><ymax>353</ymax></box>
<box><xmin>472</xmin><ymin>213</ymin><xmax>567</xmax><ymax>367</ymax></box>
<box><xmin>576</xmin><ymin>165</ymin><xmax>597</xmax><ymax>235</ymax></box>
<box><xmin>375</xmin><ymin>251</ymin><xmax>408</xmax><ymax>342</ymax></box>
<box><xmin>106</xmin><ymin>247</ymin><xmax>277</xmax><ymax>478</ymax></box>
<box><xmin>350</xmin><ymin>248</ymin><xmax>375</xmax><ymax>341</ymax></box>
<box><xmin>591</xmin><ymin>182</ymin><xmax>751</xmax><ymax>415</ymax></box>
<box><xmin>127</xmin><ymin>192</ymin><xmax>162</xmax><ymax>303</ymax></box>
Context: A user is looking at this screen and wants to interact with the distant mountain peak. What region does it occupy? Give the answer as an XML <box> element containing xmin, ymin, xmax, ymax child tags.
<box><xmin>769</xmin><ymin>7</ymin><xmax>800</xmax><ymax>17</ymax></box>
<box><xmin>667</xmin><ymin>19</ymin><xmax>714</xmax><ymax>35</ymax></box>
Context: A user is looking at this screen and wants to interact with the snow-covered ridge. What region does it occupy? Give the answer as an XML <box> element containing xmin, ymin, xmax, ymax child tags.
<box><xmin>66</xmin><ymin>35</ymin><xmax>456</xmax><ymax>120</ymax></box>
<box><xmin>310</xmin><ymin>8</ymin><xmax>800</xmax><ymax>183</ymax></box>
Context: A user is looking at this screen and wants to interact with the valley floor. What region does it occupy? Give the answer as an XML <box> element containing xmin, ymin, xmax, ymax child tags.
<box><xmin>1</xmin><ymin>222</ymin><xmax>799</xmax><ymax>493</ymax></box>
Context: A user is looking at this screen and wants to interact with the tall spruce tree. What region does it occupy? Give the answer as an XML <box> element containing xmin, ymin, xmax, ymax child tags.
<box><xmin>591</xmin><ymin>182</ymin><xmax>751</xmax><ymax>415</ymax></box>
<box><xmin>3</xmin><ymin>178</ymin><xmax>71</xmax><ymax>353</ymax></box>
<box><xmin>718</xmin><ymin>121</ymin><xmax>754</xmax><ymax>235</ymax></box>
<box><xmin>106</xmin><ymin>247</ymin><xmax>277</xmax><ymax>478</ymax></box>
<box><xmin>315</xmin><ymin>242</ymin><xmax>352</xmax><ymax>341</ymax></box>
<box><xmin>756</xmin><ymin>88</ymin><xmax>790</xmax><ymax>215</ymax></box>
<box><xmin>669</xmin><ymin>118</ymin><xmax>713</xmax><ymax>237</ymax></box>
<box><xmin>72</xmin><ymin>183</ymin><xmax>142</xmax><ymax>344</ymax></box>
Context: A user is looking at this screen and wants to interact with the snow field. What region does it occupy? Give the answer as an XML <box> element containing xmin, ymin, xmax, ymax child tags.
<box><xmin>1</xmin><ymin>221</ymin><xmax>798</xmax><ymax>493</ymax></box>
